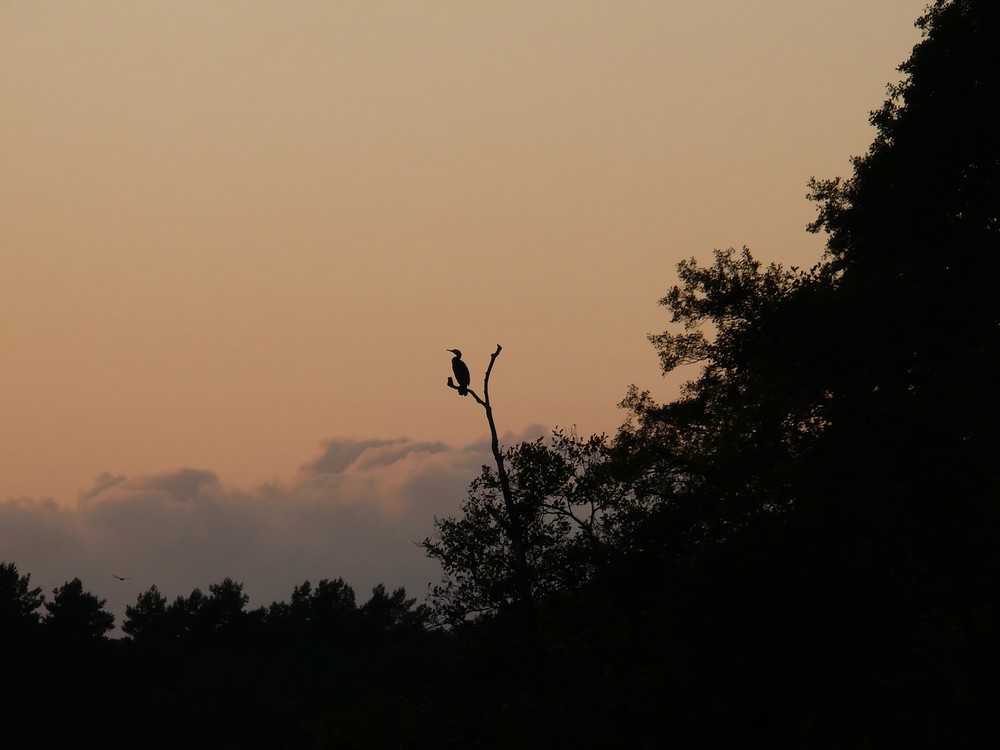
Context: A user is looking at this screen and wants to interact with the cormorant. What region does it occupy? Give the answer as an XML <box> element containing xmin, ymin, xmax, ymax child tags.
<box><xmin>447</xmin><ymin>349</ymin><xmax>471</xmax><ymax>396</ymax></box>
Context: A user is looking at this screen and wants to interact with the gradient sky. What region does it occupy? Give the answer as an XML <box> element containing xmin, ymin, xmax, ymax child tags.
<box><xmin>2</xmin><ymin>1</ymin><xmax>927</xmax><ymax>622</ymax></box>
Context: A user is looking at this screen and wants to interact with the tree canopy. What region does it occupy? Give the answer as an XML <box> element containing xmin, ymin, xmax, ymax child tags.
<box><xmin>43</xmin><ymin>578</ymin><xmax>115</xmax><ymax>642</ymax></box>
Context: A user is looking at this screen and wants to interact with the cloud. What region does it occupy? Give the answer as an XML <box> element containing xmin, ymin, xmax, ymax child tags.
<box><xmin>0</xmin><ymin>425</ymin><xmax>549</xmax><ymax>632</ymax></box>
<box><xmin>300</xmin><ymin>438</ymin><xmax>400</xmax><ymax>476</ymax></box>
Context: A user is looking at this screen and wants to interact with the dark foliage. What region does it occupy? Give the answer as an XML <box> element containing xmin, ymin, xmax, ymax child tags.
<box><xmin>0</xmin><ymin>560</ymin><xmax>44</xmax><ymax>637</ymax></box>
<box><xmin>44</xmin><ymin>577</ymin><xmax>116</xmax><ymax>642</ymax></box>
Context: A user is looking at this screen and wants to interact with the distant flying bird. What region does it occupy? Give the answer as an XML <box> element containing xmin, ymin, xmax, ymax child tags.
<box><xmin>447</xmin><ymin>349</ymin><xmax>470</xmax><ymax>396</ymax></box>
<box><xmin>112</xmin><ymin>575</ymin><xmax>131</xmax><ymax>581</ymax></box>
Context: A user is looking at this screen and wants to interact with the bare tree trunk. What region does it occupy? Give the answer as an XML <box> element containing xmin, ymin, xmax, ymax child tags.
<box><xmin>448</xmin><ymin>345</ymin><xmax>535</xmax><ymax>615</ymax></box>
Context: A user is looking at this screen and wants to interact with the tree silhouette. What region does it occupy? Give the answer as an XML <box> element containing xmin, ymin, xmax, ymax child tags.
<box><xmin>422</xmin><ymin>430</ymin><xmax>640</xmax><ymax>623</ymax></box>
<box><xmin>0</xmin><ymin>561</ymin><xmax>45</xmax><ymax>638</ymax></box>
<box><xmin>633</xmin><ymin>247</ymin><xmax>824</xmax><ymax>512</ymax></box>
<box><xmin>806</xmin><ymin>0</ymin><xmax>999</xmax><ymax>440</ymax></box>
<box><xmin>267</xmin><ymin>577</ymin><xmax>360</xmax><ymax>639</ymax></box>
<box><xmin>202</xmin><ymin>578</ymin><xmax>253</xmax><ymax>630</ymax></box>
<box><xmin>443</xmin><ymin>344</ymin><xmax>534</xmax><ymax>617</ymax></box>
<box><xmin>122</xmin><ymin>584</ymin><xmax>171</xmax><ymax>643</ymax></box>
<box><xmin>44</xmin><ymin>578</ymin><xmax>115</xmax><ymax>641</ymax></box>
<box><xmin>612</xmin><ymin>2</ymin><xmax>1000</xmax><ymax>742</ymax></box>
<box><xmin>361</xmin><ymin>584</ymin><xmax>430</xmax><ymax>632</ymax></box>
<box><xmin>621</xmin><ymin>0</ymin><xmax>999</xmax><ymax>568</ymax></box>
<box><xmin>163</xmin><ymin>578</ymin><xmax>261</xmax><ymax>646</ymax></box>
<box><xmin>802</xmin><ymin>1</ymin><xmax>1000</xmax><ymax>726</ymax></box>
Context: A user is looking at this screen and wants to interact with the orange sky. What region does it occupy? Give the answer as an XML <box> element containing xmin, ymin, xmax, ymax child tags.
<box><xmin>3</xmin><ymin>1</ymin><xmax>927</xmax><ymax>508</ymax></box>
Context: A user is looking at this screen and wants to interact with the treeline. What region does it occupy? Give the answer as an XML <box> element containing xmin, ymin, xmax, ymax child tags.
<box><xmin>0</xmin><ymin>566</ymin><xmax>429</xmax><ymax>644</ymax></box>
<box><xmin>2</xmin><ymin>1</ymin><xmax>998</xmax><ymax>746</ymax></box>
<box><xmin>2</xmin><ymin>567</ymin><xmax>455</xmax><ymax>747</ymax></box>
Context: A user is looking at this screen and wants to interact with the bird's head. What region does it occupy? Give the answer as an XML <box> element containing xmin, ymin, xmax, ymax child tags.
<box><xmin>447</xmin><ymin>349</ymin><xmax>462</xmax><ymax>358</ymax></box>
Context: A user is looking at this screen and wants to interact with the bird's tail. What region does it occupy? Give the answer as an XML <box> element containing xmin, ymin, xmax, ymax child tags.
<box><xmin>459</xmin><ymin>386</ymin><xmax>468</xmax><ymax>396</ymax></box>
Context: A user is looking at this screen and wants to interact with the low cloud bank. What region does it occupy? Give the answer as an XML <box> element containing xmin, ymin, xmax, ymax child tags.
<box><xmin>1</xmin><ymin>427</ymin><xmax>548</xmax><ymax>630</ymax></box>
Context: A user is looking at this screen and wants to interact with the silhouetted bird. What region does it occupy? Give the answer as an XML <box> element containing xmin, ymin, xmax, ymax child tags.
<box><xmin>448</xmin><ymin>349</ymin><xmax>471</xmax><ymax>396</ymax></box>
<box><xmin>112</xmin><ymin>575</ymin><xmax>131</xmax><ymax>581</ymax></box>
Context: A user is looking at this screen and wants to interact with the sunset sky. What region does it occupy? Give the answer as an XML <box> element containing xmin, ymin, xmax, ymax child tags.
<box><xmin>2</xmin><ymin>1</ymin><xmax>927</xmax><ymax>623</ymax></box>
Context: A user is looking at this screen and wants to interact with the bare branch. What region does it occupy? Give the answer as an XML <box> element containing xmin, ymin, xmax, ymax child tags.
<box><xmin>484</xmin><ymin>344</ymin><xmax>503</xmax><ymax>393</ymax></box>
<box><xmin>443</xmin><ymin>343</ymin><xmax>534</xmax><ymax>616</ymax></box>
<box><xmin>446</xmin><ymin>378</ymin><xmax>487</xmax><ymax>407</ymax></box>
